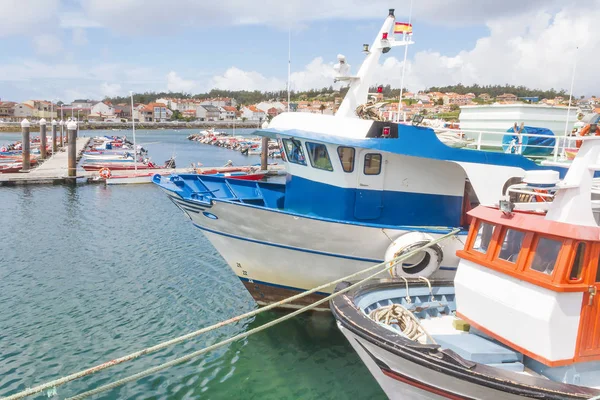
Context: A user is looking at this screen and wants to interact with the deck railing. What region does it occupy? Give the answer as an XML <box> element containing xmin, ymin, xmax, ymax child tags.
<box><xmin>433</xmin><ymin>126</ymin><xmax>577</xmax><ymax>161</ymax></box>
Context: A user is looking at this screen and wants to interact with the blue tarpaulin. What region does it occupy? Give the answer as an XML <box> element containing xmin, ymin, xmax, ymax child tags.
<box><xmin>502</xmin><ymin>126</ymin><xmax>556</xmax><ymax>156</ymax></box>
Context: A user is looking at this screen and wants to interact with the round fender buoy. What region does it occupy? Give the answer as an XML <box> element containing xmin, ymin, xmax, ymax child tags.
<box><xmin>385</xmin><ymin>232</ymin><xmax>443</xmax><ymax>278</ymax></box>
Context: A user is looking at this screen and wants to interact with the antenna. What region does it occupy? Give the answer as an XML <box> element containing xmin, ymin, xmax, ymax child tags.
<box><xmin>287</xmin><ymin>28</ymin><xmax>291</xmax><ymax>112</ymax></box>
<box><xmin>558</xmin><ymin>46</ymin><xmax>578</xmax><ymax>161</ymax></box>
<box><xmin>396</xmin><ymin>0</ymin><xmax>414</xmax><ymax>123</ymax></box>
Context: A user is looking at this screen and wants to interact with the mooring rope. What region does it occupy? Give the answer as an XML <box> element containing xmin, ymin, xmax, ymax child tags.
<box><xmin>3</xmin><ymin>229</ymin><xmax>459</xmax><ymax>400</ymax></box>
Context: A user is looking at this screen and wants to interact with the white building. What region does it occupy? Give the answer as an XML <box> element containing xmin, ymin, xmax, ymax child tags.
<box><xmin>255</xmin><ymin>101</ymin><xmax>286</xmax><ymax>114</ymax></box>
<box><xmin>196</xmin><ymin>105</ymin><xmax>220</xmax><ymax>121</ymax></box>
<box><xmin>220</xmin><ymin>106</ymin><xmax>237</xmax><ymax>120</ymax></box>
<box><xmin>91</xmin><ymin>102</ymin><xmax>115</xmax><ymax>116</ymax></box>
<box><xmin>241</xmin><ymin>106</ymin><xmax>266</xmax><ymax>121</ymax></box>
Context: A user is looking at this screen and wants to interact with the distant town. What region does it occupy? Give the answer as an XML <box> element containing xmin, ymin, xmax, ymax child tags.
<box><xmin>1</xmin><ymin>87</ymin><xmax>598</xmax><ymax>125</ymax></box>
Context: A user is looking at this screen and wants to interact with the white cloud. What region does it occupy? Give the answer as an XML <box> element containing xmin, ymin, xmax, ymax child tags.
<box><xmin>166</xmin><ymin>71</ymin><xmax>197</xmax><ymax>92</ymax></box>
<box><xmin>79</xmin><ymin>0</ymin><xmax>570</xmax><ymax>34</ymax></box>
<box><xmin>373</xmin><ymin>7</ymin><xmax>600</xmax><ymax>95</ymax></box>
<box><xmin>0</xmin><ymin>0</ymin><xmax>60</xmax><ymax>37</ymax></box>
<box><xmin>100</xmin><ymin>82</ymin><xmax>122</xmax><ymax>97</ymax></box>
<box><xmin>32</xmin><ymin>35</ymin><xmax>64</xmax><ymax>56</ymax></box>
<box><xmin>59</xmin><ymin>12</ymin><xmax>102</xmax><ymax>29</ymax></box>
<box><xmin>210</xmin><ymin>67</ymin><xmax>284</xmax><ymax>91</ymax></box>
<box><xmin>72</xmin><ymin>28</ymin><xmax>89</xmax><ymax>46</ymax></box>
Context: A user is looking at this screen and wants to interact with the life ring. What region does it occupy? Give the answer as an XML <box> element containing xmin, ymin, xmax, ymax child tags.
<box><xmin>385</xmin><ymin>232</ymin><xmax>443</xmax><ymax>278</ymax></box>
<box><xmin>533</xmin><ymin>188</ymin><xmax>548</xmax><ymax>203</ymax></box>
<box><xmin>576</xmin><ymin>124</ymin><xmax>600</xmax><ymax>148</ymax></box>
<box><xmin>0</xmin><ymin>146</ymin><xmax>6</xmax><ymax>152</ymax></box>
<box><xmin>99</xmin><ymin>167</ymin><xmax>111</xmax><ymax>179</ymax></box>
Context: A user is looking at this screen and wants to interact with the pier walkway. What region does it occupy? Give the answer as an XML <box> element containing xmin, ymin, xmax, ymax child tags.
<box><xmin>0</xmin><ymin>137</ymin><xmax>91</xmax><ymax>185</ymax></box>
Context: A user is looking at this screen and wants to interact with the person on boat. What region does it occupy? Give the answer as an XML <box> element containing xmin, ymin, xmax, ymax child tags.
<box><xmin>576</xmin><ymin>122</ymin><xmax>600</xmax><ymax>148</ymax></box>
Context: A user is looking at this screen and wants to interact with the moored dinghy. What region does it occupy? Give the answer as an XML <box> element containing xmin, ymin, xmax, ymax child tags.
<box><xmin>331</xmin><ymin>136</ymin><xmax>600</xmax><ymax>399</ymax></box>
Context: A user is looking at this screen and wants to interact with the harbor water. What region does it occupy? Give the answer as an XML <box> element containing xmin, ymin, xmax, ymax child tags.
<box><xmin>0</xmin><ymin>129</ymin><xmax>385</xmax><ymax>399</ymax></box>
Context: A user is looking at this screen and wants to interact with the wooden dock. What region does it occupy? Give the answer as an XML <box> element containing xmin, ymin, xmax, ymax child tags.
<box><xmin>0</xmin><ymin>137</ymin><xmax>286</xmax><ymax>186</ymax></box>
<box><xmin>0</xmin><ymin>137</ymin><xmax>92</xmax><ymax>185</ymax></box>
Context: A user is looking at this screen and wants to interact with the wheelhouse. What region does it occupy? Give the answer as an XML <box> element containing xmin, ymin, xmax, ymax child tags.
<box><xmin>456</xmin><ymin>206</ymin><xmax>600</xmax><ymax>367</ymax></box>
<box><xmin>276</xmin><ymin>135</ymin><xmax>470</xmax><ymax>228</ymax></box>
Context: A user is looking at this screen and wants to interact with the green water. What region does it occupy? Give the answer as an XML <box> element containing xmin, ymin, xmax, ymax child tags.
<box><xmin>0</xmin><ymin>130</ymin><xmax>385</xmax><ymax>399</ymax></box>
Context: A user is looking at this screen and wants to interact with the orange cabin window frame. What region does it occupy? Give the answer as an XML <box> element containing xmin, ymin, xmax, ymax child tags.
<box><xmin>461</xmin><ymin>217</ymin><xmax>592</xmax><ymax>292</ymax></box>
<box><xmin>490</xmin><ymin>226</ymin><xmax>530</xmax><ymax>272</ymax></box>
<box><xmin>564</xmin><ymin>241</ymin><xmax>589</xmax><ymax>284</ymax></box>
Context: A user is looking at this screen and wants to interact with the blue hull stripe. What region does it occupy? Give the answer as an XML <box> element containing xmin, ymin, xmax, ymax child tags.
<box><xmin>212</xmin><ymin>198</ymin><xmax>469</xmax><ymax>235</ymax></box>
<box><xmin>193</xmin><ymin>223</ymin><xmax>458</xmax><ymax>271</ymax></box>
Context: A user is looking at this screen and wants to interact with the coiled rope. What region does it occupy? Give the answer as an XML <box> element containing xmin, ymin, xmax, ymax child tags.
<box><xmin>368</xmin><ymin>303</ymin><xmax>435</xmax><ymax>344</ymax></box>
<box><xmin>3</xmin><ymin>229</ymin><xmax>459</xmax><ymax>400</ymax></box>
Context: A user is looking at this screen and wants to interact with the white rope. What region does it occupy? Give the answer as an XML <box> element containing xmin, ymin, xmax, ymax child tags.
<box><xmin>3</xmin><ymin>229</ymin><xmax>458</xmax><ymax>400</ymax></box>
<box><xmin>369</xmin><ymin>303</ymin><xmax>425</xmax><ymax>341</ymax></box>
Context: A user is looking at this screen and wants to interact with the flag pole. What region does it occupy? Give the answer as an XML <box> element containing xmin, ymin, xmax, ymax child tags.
<box><xmin>287</xmin><ymin>28</ymin><xmax>291</xmax><ymax>112</ymax></box>
<box><xmin>396</xmin><ymin>0</ymin><xmax>414</xmax><ymax>123</ymax></box>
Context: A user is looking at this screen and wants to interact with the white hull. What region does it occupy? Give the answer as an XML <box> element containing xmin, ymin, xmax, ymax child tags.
<box><xmin>338</xmin><ymin>324</ymin><xmax>523</xmax><ymax>400</ymax></box>
<box><xmin>164</xmin><ymin>191</ymin><xmax>463</xmax><ymax>306</ymax></box>
<box><xmin>106</xmin><ymin>175</ymin><xmax>154</xmax><ymax>185</ymax></box>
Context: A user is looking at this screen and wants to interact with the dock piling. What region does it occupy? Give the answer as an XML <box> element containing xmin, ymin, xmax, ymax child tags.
<box><xmin>67</xmin><ymin>120</ymin><xmax>78</xmax><ymax>177</ymax></box>
<box><xmin>260</xmin><ymin>136</ymin><xmax>269</xmax><ymax>170</ymax></box>
<box><xmin>51</xmin><ymin>119</ymin><xmax>58</xmax><ymax>154</ymax></box>
<box><xmin>20</xmin><ymin>119</ymin><xmax>31</xmax><ymax>172</ymax></box>
<box><xmin>39</xmin><ymin>118</ymin><xmax>47</xmax><ymax>159</ymax></box>
<box><xmin>59</xmin><ymin>120</ymin><xmax>64</xmax><ymax>147</ymax></box>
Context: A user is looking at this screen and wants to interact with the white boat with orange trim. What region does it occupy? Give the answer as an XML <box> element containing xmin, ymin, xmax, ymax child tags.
<box><xmin>331</xmin><ymin>136</ymin><xmax>600</xmax><ymax>399</ymax></box>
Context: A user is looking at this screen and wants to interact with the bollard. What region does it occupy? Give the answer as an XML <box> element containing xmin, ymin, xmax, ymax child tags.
<box><xmin>51</xmin><ymin>119</ymin><xmax>58</xmax><ymax>154</ymax></box>
<box><xmin>260</xmin><ymin>136</ymin><xmax>269</xmax><ymax>171</ymax></box>
<box><xmin>39</xmin><ymin>118</ymin><xmax>47</xmax><ymax>159</ymax></box>
<box><xmin>65</xmin><ymin>119</ymin><xmax>70</xmax><ymax>144</ymax></box>
<box><xmin>20</xmin><ymin>119</ymin><xmax>31</xmax><ymax>172</ymax></box>
<box><xmin>67</xmin><ymin>120</ymin><xmax>78</xmax><ymax>177</ymax></box>
<box><xmin>59</xmin><ymin>120</ymin><xmax>64</xmax><ymax>147</ymax></box>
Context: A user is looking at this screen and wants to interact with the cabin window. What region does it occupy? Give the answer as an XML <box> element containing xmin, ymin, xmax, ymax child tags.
<box><xmin>364</xmin><ymin>154</ymin><xmax>382</xmax><ymax>175</ymax></box>
<box><xmin>531</xmin><ymin>237</ymin><xmax>562</xmax><ymax>275</ymax></box>
<box><xmin>569</xmin><ymin>242</ymin><xmax>586</xmax><ymax>280</ymax></box>
<box><xmin>306</xmin><ymin>142</ymin><xmax>333</xmax><ymax>171</ymax></box>
<box><xmin>498</xmin><ymin>229</ymin><xmax>525</xmax><ymax>263</ymax></box>
<box><xmin>277</xmin><ymin>139</ymin><xmax>286</xmax><ymax>161</ymax></box>
<box><xmin>473</xmin><ymin>222</ymin><xmax>494</xmax><ymax>254</ymax></box>
<box><xmin>596</xmin><ymin>255</ymin><xmax>600</xmax><ymax>283</ymax></box>
<box><xmin>282</xmin><ymin>139</ymin><xmax>306</xmax><ymax>166</ymax></box>
<box><xmin>337</xmin><ymin>146</ymin><xmax>355</xmax><ymax>173</ymax></box>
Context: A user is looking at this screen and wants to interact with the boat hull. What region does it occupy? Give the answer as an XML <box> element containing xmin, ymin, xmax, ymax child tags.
<box><xmin>337</xmin><ymin>324</ymin><xmax>526</xmax><ymax>400</ymax></box>
<box><xmin>82</xmin><ymin>164</ymin><xmax>159</xmax><ymax>171</ymax></box>
<box><xmin>162</xmin><ymin>191</ymin><xmax>462</xmax><ymax>309</ymax></box>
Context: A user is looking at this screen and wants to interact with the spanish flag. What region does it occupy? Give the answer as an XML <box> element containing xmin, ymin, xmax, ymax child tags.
<box><xmin>394</xmin><ymin>22</ymin><xmax>412</xmax><ymax>34</ymax></box>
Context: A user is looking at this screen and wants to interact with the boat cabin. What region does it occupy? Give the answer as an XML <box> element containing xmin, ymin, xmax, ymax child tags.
<box><xmin>455</xmin><ymin>205</ymin><xmax>600</xmax><ymax>367</ymax></box>
<box><xmin>274</xmin><ymin>130</ymin><xmax>469</xmax><ymax>228</ymax></box>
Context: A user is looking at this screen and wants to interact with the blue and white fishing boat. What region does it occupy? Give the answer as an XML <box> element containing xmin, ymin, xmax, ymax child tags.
<box><xmin>331</xmin><ymin>136</ymin><xmax>600</xmax><ymax>399</ymax></box>
<box><xmin>154</xmin><ymin>9</ymin><xmax>571</xmax><ymax>310</ymax></box>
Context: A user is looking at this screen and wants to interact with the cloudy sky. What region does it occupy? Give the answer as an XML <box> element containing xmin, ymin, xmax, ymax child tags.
<box><xmin>0</xmin><ymin>0</ymin><xmax>597</xmax><ymax>102</ymax></box>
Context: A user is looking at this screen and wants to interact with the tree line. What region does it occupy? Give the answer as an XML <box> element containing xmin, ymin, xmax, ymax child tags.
<box><xmin>425</xmin><ymin>84</ymin><xmax>573</xmax><ymax>99</ymax></box>
<box><xmin>103</xmin><ymin>83</ymin><xmax>578</xmax><ymax>106</ymax></box>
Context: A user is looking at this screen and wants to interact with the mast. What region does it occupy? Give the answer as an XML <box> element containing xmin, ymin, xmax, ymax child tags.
<box><xmin>396</xmin><ymin>0</ymin><xmax>414</xmax><ymax>123</ymax></box>
<box><xmin>130</xmin><ymin>91</ymin><xmax>137</xmax><ymax>173</ymax></box>
<box><xmin>336</xmin><ymin>9</ymin><xmax>413</xmax><ymax>118</ymax></box>
<box><xmin>558</xmin><ymin>46</ymin><xmax>578</xmax><ymax>161</ymax></box>
<box><xmin>287</xmin><ymin>28</ymin><xmax>291</xmax><ymax>112</ymax></box>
